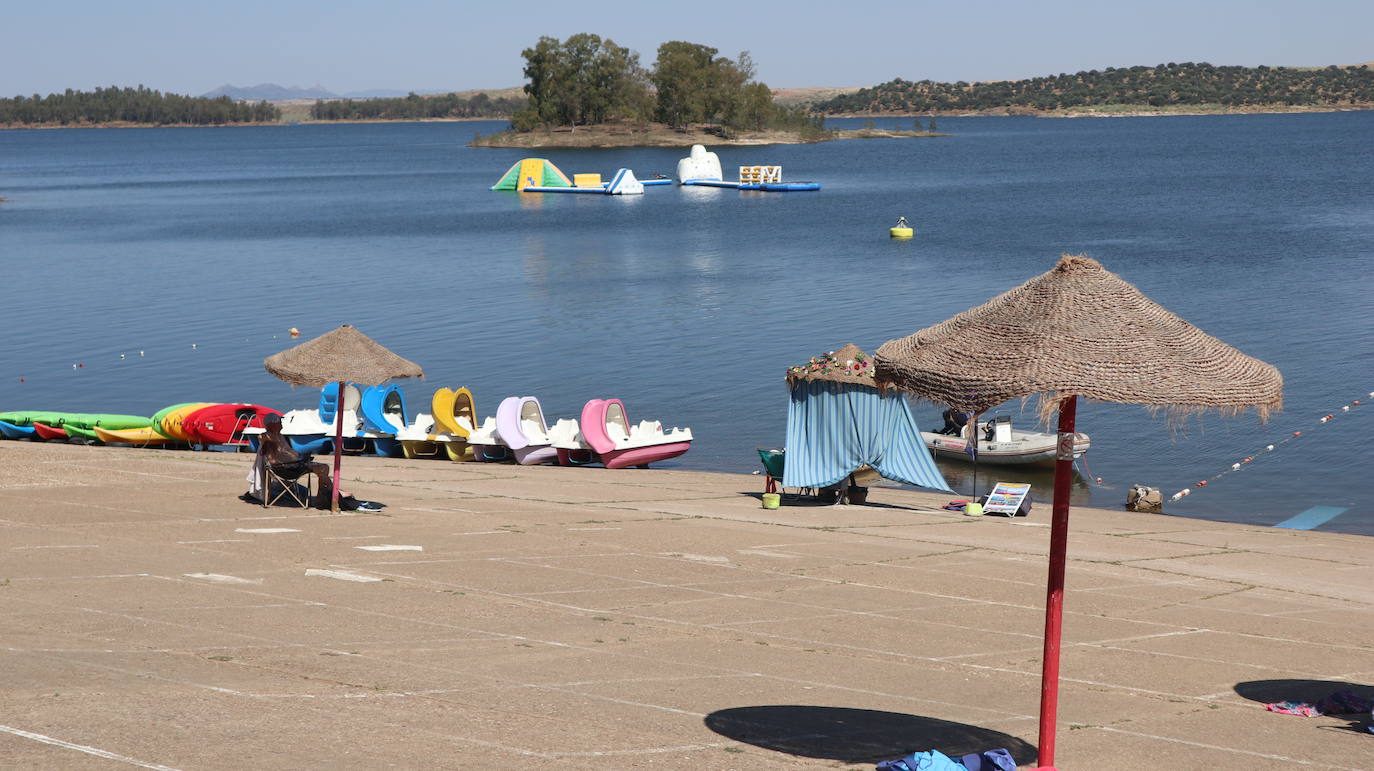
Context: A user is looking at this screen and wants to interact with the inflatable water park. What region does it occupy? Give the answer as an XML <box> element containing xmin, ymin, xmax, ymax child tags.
<box><xmin>490</xmin><ymin>145</ymin><xmax>820</xmax><ymax>194</ymax></box>
<box><xmin>0</xmin><ymin>384</ymin><xmax>693</xmax><ymax>471</ymax></box>
<box><xmin>490</xmin><ymin>158</ymin><xmax>669</xmax><ymax>195</ymax></box>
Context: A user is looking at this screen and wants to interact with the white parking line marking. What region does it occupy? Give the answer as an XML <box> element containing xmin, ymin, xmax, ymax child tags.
<box><xmin>0</xmin><ymin>724</ymin><xmax>182</xmax><ymax>770</ymax></box>
<box><xmin>234</xmin><ymin>528</ymin><xmax>302</xmax><ymax>534</ymax></box>
<box><xmin>354</xmin><ymin>545</ymin><xmax>423</xmax><ymax>552</ymax></box>
<box><xmin>304</xmin><ymin>569</ymin><xmax>383</xmax><ymax>583</ymax></box>
<box><xmin>184</xmin><ymin>573</ymin><xmax>263</xmax><ymax>585</ymax></box>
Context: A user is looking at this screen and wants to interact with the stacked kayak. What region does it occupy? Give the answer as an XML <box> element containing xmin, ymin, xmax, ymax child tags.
<box><xmin>0</xmin><ymin>404</ymin><xmax>279</xmax><ymax>446</ymax></box>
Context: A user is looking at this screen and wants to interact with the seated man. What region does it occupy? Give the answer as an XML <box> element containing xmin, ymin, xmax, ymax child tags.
<box><xmin>937</xmin><ymin>408</ymin><xmax>968</xmax><ymax>436</ymax></box>
<box><xmin>258</xmin><ymin>414</ymin><xmax>360</xmax><ymax>510</ymax></box>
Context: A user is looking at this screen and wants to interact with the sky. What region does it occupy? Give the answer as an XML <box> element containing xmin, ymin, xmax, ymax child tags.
<box><xmin>6</xmin><ymin>0</ymin><xmax>1372</xmax><ymax>97</ymax></box>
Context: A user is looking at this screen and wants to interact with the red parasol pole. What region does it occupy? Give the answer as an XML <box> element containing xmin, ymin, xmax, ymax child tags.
<box><xmin>1036</xmin><ymin>394</ymin><xmax>1077</xmax><ymax>769</ymax></box>
<box><xmin>331</xmin><ymin>381</ymin><xmax>344</xmax><ymax>513</ymax></box>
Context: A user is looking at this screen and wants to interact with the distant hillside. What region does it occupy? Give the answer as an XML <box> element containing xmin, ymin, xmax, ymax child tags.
<box><xmin>811</xmin><ymin>62</ymin><xmax>1374</xmax><ymax>114</ymax></box>
<box><xmin>202</xmin><ymin>83</ymin><xmax>336</xmax><ymax>101</ymax></box>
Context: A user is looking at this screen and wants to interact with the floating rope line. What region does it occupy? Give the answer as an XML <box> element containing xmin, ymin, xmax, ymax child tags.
<box><xmin>11</xmin><ymin>328</ymin><xmax>305</xmax><ymax>385</ymax></box>
<box><xmin>1169</xmin><ymin>391</ymin><xmax>1370</xmax><ymax>502</ymax></box>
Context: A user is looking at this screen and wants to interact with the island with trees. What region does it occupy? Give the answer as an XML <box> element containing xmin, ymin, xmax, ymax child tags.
<box><xmin>0</xmin><ymin>86</ymin><xmax>279</xmax><ymax>128</ymax></box>
<box><xmin>470</xmin><ymin>34</ymin><xmax>932</xmax><ymax>147</ymax></box>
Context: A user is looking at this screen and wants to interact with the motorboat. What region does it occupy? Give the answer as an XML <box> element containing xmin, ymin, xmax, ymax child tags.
<box><xmin>578</xmin><ymin>398</ymin><xmax>692</xmax><ymax>469</ymax></box>
<box><xmin>495</xmin><ymin>396</ymin><xmax>559</xmax><ymax>465</ymax></box>
<box><xmin>922</xmin><ymin>415</ymin><xmax>1089</xmax><ymax>467</ymax></box>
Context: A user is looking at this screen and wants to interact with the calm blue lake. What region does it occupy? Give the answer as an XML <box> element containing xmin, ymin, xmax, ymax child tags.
<box><xmin>1</xmin><ymin>113</ymin><xmax>1370</xmax><ymax>534</ymax></box>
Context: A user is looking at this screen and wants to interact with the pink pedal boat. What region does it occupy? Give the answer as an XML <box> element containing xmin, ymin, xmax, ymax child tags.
<box><xmin>577</xmin><ymin>398</ymin><xmax>692</xmax><ymax>469</ymax></box>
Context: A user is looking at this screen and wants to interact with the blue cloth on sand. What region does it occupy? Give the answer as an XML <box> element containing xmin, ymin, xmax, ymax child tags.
<box><xmin>875</xmin><ymin>750</ymin><xmax>964</xmax><ymax>771</ymax></box>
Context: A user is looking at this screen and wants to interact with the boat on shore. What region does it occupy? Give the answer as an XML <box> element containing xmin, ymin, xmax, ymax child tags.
<box><xmin>922</xmin><ymin>416</ymin><xmax>1090</xmax><ymax>467</ymax></box>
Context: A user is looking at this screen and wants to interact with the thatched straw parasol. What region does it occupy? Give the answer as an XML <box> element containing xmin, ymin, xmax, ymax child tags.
<box><xmin>874</xmin><ymin>255</ymin><xmax>1281</xmax><ymax>769</ymax></box>
<box><xmin>264</xmin><ymin>325</ymin><xmax>424</xmax><ymax>511</ymax></box>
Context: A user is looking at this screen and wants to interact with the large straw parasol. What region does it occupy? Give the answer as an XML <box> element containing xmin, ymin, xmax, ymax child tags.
<box><xmin>874</xmin><ymin>255</ymin><xmax>1282</xmax><ymax>769</ymax></box>
<box><xmin>264</xmin><ymin>325</ymin><xmax>424</xmax><ymax>511</ymax></box>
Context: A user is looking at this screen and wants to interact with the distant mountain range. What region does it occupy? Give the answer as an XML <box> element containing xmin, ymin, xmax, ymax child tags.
<box><xmin>201</xmin><ymin>84</ymin><xmax>454</xmax><ymax>101</ymax></box>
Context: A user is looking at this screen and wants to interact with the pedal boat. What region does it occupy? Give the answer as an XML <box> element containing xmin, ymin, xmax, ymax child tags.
<box><xmin>578</xmin><ymin>398</ymin><xmax>692</xmax><ymax>469</ymax></box>
<box><xmin>495</xmin><ymin>396</ymin><xmax>559</xmax><ymax>465</ymax></box>
<box><xmin>430</xmin><ymin>387</ymin><xmax>477</xmax><ymax>462</ymax></box>
<box><xmin>547</xmin><ymin>417</ymin><xmax>601</xmax><ymax>466</ymax></box>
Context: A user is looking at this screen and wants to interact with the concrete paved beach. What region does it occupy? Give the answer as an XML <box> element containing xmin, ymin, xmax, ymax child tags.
<box><xmin>2</xmin><ymin>442</ymin><xmax>1369</xmax><ymax>769</ymax></box>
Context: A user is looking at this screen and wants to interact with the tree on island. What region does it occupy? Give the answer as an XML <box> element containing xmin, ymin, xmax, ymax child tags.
<box><xmin>513</xmin><ymin>33</ymin><xmax>652</xmax><ymax>131</ymax></box>
<box><xmin>511</xmin><ymin>33</ymin><xmax>825</xmax><ymax>137</ymax></box>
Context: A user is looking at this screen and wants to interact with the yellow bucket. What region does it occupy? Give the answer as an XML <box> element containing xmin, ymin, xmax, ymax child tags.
<box><xmin>964</xmin><ymin>501</ymin><xmax>984</xmax><ymax>516</ymax></box>
<box><xmin>761</xmin><ymin>493</ymin><xmax>781</xmax><ymax>509</ymax></box>
<box><xmin>890</xmin><ymin>226</ymin><xmax>914</xmax><ymax>238</ymax></box>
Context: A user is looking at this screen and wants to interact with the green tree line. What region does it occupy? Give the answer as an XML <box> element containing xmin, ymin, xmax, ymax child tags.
<box><xmin>813</xmin><ymin>62</ymin><xmax>1374</xmax><ymax>113</ymax></box>
<box><xmin>513</xmin><ymin>34</ymin><xmax>825</xmax><ymax>136</ymax></box>
<box><xmin>0</xmin><ymin>86</ymin><xmax>278</xmax><ymax>126</ymax></box>
<box><xmin>309</xmin><ymin>91</ymin><xmax>525</xmax><ymax>121</ymax></box>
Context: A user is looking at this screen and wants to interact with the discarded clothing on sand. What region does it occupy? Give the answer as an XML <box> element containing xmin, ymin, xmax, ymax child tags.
<box><xmin>876</xmin><ymin>748</ymin><xmax>1015</xmax><ymax>771</ymax></box>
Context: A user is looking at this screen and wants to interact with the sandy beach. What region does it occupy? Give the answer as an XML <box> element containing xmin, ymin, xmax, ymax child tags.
<box><xmin>1</xmin><ymin>440</ymin><xmax>1369</xmax><ymax>769</ymax></box>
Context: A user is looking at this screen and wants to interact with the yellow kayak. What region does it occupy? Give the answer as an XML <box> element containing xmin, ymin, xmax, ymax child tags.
<box><xmin>93</xmin><ymin>426</ymin><xmax>179</xmax><ymax>445</ymax></box>
<box><xmin>159</xmin><ymin>402</ymin><xmax>214</xmax><ymax>441</ymax></box>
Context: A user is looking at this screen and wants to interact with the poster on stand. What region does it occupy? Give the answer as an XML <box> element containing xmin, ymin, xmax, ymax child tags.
<box><xmin>984</xmin><ymin>482</ymin><xmax>1032</xmax><ymax>516</ymax></box>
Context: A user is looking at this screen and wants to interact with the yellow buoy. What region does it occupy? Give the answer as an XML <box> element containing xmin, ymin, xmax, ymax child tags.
<box><xmin>890</xmin><ymin>226</ymin><xmax>914</xmax><ymax>238</ymax></box>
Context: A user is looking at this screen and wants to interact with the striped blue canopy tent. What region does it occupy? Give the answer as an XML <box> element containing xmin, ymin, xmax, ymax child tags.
<box><xmin>781</xmin><ymin>345</ymin><xmax>951</xmax><ymax>492</ymax></box>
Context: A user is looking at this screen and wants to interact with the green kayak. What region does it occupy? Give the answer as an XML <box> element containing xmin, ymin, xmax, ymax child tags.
<box><xmin>0</xmin><ymin>411</ymin><xmax>151</xmax><ymax>430</ymax></box>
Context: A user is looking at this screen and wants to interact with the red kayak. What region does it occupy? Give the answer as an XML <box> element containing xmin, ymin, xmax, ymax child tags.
<box><xmin>181</xmin><ymin>403</ymin><xmax>282</xmax><ymax>444</ymax></box>
<box><xmin>32</xmin><ymin>422</ymin><xmax>69</xmax><ymax>440</ymax></box>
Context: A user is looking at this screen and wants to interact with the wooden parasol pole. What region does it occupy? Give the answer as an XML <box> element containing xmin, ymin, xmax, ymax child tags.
<box><xmin>331</xmin><ymin>381</ymin><xmax>344</xmax><ymax>513</ymax></box>
<box><xmin>1036</xmin><ymin>394</ymin><xmax>1077</xmax><ymax>769</ymax></box>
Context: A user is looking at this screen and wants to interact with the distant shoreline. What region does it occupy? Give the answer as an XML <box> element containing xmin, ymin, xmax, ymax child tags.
<box><xmin>3</xmin><ymin>103</ymin><xmax>1368</xmax><ymax>131</ymax></box>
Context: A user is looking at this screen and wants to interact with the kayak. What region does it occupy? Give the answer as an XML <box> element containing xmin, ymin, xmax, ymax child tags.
<box><xmin>0</xmin><ymin>420</ymin><xmax>36</xmax><ymax>438</ymax></box>
<box><xmin>32</xmin><ymin>422</ymin><xmax>69</xmax><ymax>440</ymax></box>
<box><xmin>93</xmin><ymin>426</ymin><xmax>179</xmax><ymax>446</ymax></box>
<box><xmin>182</xmin><ymin>403</ymin><xmax>281</xmax><ymax>444</ymax></box>
<box><xmin>158</xmin><ymin>403</ymin><xmax>215</xmax><ymax>441</ymax></box>
<box><xmin>151</xmin><ymin>403</ymin><xmax>200</xmax><ymax>438</ymax></box>
<box><xmin>63</xmin><ymin>424</ymin><xmax>101</xmax><ymax>441</ymax></box>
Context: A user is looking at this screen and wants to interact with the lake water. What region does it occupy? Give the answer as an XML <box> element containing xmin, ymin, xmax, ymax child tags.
<box><xmin>2</xmin><ymin>113</ymin><xmax>1370</xmax><ymax>534</ymax></box>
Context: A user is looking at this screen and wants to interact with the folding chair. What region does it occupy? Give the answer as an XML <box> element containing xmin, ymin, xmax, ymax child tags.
<box><xmin>260</xmin><ymin>458</ymin><xmax>315</xmax><ymax>509</ymax></box>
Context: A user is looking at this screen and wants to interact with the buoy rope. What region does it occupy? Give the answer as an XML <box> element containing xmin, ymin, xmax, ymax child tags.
<box><xmin>1168</xmin><ymin>391</ymin><xmax>1370</xmax><ymax>502</ymax></box>
<box><xmin>10</xmin><ymin>328</ymin><xmax>304</xmax><ymax>386</ymax></box>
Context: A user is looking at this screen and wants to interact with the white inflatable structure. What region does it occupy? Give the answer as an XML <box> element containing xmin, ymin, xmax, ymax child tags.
<box><xmin>676</xmin><ymin>144</ymin><xmax>722</xmax><ymax>183</ymax></box>
<box><xmin>606</xmin><ymin>168</ymin><xmax>644</xmax><ymax>195</ymax></box>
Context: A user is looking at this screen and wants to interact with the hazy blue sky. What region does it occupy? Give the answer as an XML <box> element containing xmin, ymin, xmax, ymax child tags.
<box><xmin>7</xmin><ymin>0</ymin><xmax>1371</xmax><ymax>96</ymax></box>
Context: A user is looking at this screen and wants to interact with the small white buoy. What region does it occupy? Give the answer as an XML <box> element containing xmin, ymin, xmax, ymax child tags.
<box><xmin>191</xmin><ymin>343</ymin><xmax>197</xmax><ymax>349</ymax></box>
<box><xmin>139</xmin><ymin>350</ymin><xmax>144</xmax><ymax>356</ymax></box>
<box><xmin>1266</xmin><ymin>444</ymin><xmax>1275</xmax><ymax>451</ymax></box>
<box><xmin>120</xmin><ymin>353</ymin><xmax>126</xmax><ymax>359</ymax></box>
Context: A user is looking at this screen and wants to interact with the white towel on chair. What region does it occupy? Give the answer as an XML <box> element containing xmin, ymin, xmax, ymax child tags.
<box><xmin>246</xmin><ymin>453</ymin><xmax>264</xmax><ymax>497</ymax></box>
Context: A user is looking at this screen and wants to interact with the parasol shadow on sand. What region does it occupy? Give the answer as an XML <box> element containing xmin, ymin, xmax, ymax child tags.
<box><xmin>874</xmin><ymin>255</ymin><xmax>1282</xmax><ymax>769</ymax></box>
<box><xmin>264</xmin><ymin>324</ymin><xmax>423</xmax><ymax>511</ymax></box>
